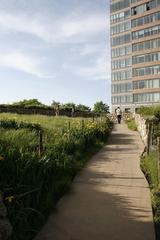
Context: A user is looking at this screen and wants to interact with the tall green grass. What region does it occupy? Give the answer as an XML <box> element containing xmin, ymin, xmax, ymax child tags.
<box><xmin>0</xmin><ymin>113</ymin><xmax>92</xmax><ymax>130</ymax></box>
<box><xmin>0</xmin><ymin>114</ymin><xmax>113</xmax><ymax>240</ymax></box>
<box><xmin>126</xmin><ymin>119</ymin><xmax>137</xmax><ymax>131</ymax></box>
<box><xmin>141</xmin><ymin>151</ymin><xmax>160</xmax><ymax>239</ymax></box>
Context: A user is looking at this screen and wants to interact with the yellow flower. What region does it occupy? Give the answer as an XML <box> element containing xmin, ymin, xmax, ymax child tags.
<box><xmin>6</xmin><ymin>196</ymin><xmax>14</xmax><ymax>203</ymax></box>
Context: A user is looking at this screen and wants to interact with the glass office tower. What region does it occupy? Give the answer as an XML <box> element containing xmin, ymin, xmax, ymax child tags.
<box><xmin>110</xmin><ymin>0</ymin><xmax>160</xmax><ymax>112</ymax></box>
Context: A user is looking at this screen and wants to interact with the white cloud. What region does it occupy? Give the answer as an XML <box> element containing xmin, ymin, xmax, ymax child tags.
<box><xmin>69</xmin><ymin>43</ymin><xmax>105</xmax><ymax>57</ymax></box>
<box><xmin>61</xmin><ymin>15</ymin><xmax>108</xmax><ymax>38</ymax></box>
<box><xmin>0</xmin><ymin>52</ymin><xmax>54</xmax><ymax>78</ymax></box>
<box><xmin>0</xmin><ymin>12</ymin><xmax>49</xmax><ymax>40</ymax></box>
<box><xmin>63</xmin><ymin>52</ymin><xmax>111</xmax><ymax>81</ymax></box>
<box><xmin>0</xmin><ymin>11</ymin><xmax>109</xmax><ymax>43</ymax></box>
<box><xmin>79</xmin><ymin>44</ymin><xmax>104</xmax><ymax>56</ymax></box>
<box><xmin>0</xmin><ymin>8</ymin><xmax>110</xmax><ymax>80</ymax></box>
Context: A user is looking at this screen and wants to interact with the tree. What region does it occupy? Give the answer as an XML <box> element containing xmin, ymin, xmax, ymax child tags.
<box><xmin>51</xmin><ymin>101</ymin><xmax>60</xmax><ymax>109</ymax></box>
<box><xmin>76</xmin><ymin>104</ymin><xmax>91</xmax><ymax>112</ymax></box>
<box><xmin>12</xmin><ymin>99</ymin><xmax>44</xmax><ymax>107</ymax></box>
<box><xmin>93</xmin><ymin>101</ymin><xmax>110</xmax><ymax>113</ymax></box>
<box><xmin>61</xmin><ymin>103</ymin><xmax>75</xmax><ymax>110</ymax></box>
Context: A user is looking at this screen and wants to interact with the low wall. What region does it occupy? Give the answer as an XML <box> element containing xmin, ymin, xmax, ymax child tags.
<box><xmin>134</xmin><ymin>114</ymin><xmax>148</xmax><ymax>146</ymax></box>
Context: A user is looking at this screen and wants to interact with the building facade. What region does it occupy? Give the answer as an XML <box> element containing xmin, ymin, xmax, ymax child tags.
<box><xmin>110</xmin><ymin>0</ymin><xmax>160</xmax><ymax>112</ymax></box>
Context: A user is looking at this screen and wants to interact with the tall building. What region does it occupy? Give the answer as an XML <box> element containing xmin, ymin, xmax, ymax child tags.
<box><xmin>110</xmin><ymin>0</ymin><xmax>160</xmax><ymax>112</ymax></box>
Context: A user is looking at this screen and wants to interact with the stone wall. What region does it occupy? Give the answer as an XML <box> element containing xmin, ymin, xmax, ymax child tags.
<box><xmin>134</xmin><ymin>114</ymin><xmax>148</xmax><ymax>146</ymax></box>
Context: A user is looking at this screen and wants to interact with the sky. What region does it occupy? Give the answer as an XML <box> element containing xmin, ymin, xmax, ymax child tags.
<box><xmin>0</xmin><ymin>0</ymin><xmax>111</xmax><ymax>108</ymax></box>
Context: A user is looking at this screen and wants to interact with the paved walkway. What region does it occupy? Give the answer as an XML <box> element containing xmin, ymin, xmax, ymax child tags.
<box><xmin>35</xmin><ymin>124</ymin><xmax>155</xmax><ymax>240</ymax></box>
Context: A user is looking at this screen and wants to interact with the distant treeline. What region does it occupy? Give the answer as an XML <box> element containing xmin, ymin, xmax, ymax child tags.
<box><xmin>0</xmin><ymin>99</ymin><xmax>110</xmax><ymax>117</ymax></box>
<box><xmin>0</xmin><ymin>104</ymin><xmax>96</xmax><ymax>117</ymax></box>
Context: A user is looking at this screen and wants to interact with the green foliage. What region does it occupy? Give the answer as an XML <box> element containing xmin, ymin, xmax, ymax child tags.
<box><xmin>0</xmin><ymin>119</ymin><xmax>41</xmax><ymax>131</ymax></box>
<box><xmin>0</xmin><ymin>114</ymin><xmax>113</xmax><ymax>240</ymax></box>
<box><xmin>141</xmin><ymin>151</ymin><xmax>159</xmax><ymax>188</ymax></box>
<box><xmin>12</xmin><ymin>99</ymin><xmax>45</xmax><ymax>107</ymax></box>
<box><xmin>137</xmin><ymin>106</ymin><xmax>160</xmax><ymax>137</ymax></box>
<box><xmin>76</xmin><ymin>104</ymin><xmax>91</xmax><ymax>112</ymax></box>
<box><xmin>141</xmin><ymin>151</ymin><xmax>160</xmax><ymax>238</ymax></box>
<box><xmin>126</xmin><ymin>119</ymin><xmax>137</xmax><ymax>131</ymax></box>
<box><xmin>61</xmin><ymin>102</ymin><xmax>75</xmax><ymax>110</ymax></box>
<box><xmin>137</xmin><ymin>106</ymin><xmax>160</xmax><ymax>118</ymax></box>
<box><xmin>52</xmin><ymin>102</ymin><xmax>91</xmax><ymax>112</ymax></box>
<box><xmin>51</xmin><ymin>100</ymin><xmax>60</xmax><ymax>108</ymax></box>
<box><xmin>93</xmin><ymin>101</ymin><xmax>110</xmax><ymax>113</ymax></box>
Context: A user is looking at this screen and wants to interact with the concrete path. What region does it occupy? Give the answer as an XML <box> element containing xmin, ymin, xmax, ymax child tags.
<box><xmin>35</xmin><ymin>124</ymin><xmax>155</xmax><ymax>240</ymax></box>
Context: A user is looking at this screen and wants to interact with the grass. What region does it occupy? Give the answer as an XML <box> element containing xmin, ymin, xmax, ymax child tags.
<box><xmin>141</xmin><ymin>151</ymin><xmax>159</xmax><ymax>188</ymax></box>
<box><xmin>0</xmin><ymin>113</ymin><xmax>93</xmax><ymax>130</ymax></box>
<box><xmin>126</xmin><ymin>119</ymin><xmax>137</xmax><ymax>131</ymax></box>
<box><xmin>137</xmin><ymin>106</ymin><xmax>160</xmax><ymax>120</ymax></box>
<box><xmin>0</xmin><ymin>113</ymin><xmax>113</xmax><ymax>240</ymax></box>
<box><xmin>141</xmin><ymin>151</ymin><xmax>160</xmax><ymax>239</ymax></box>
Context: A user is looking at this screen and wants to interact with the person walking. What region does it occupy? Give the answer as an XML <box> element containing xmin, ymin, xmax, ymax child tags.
<box><xmin>115</xmin><ymin>107</ymin><xmax>122</xmax><ymax>124</ymax></box>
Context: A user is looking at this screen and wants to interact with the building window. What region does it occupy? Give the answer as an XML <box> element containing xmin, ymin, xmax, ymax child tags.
<box><xmin>112</xmin><ymin>83</ymin><xmax>132</xmax><ymax>93</ymax></box>
<box><xmin>112</xmin><ymin>95</ymin><xmax>133</xmax><ymax>104</ymax></box>
<box><xmin>110</xmin><ymin>10</ymin><xmax>130</xmax><ymax>24</ymax></box>
<box><xmin>131</xmin><ymin>12</ymin><xmax>160</xmax><ymax>28</ymax></box>
<box><xmin>112</xmin><ymin>69</ymin><xmax>132</xmax><ymax>81</ymax></box>
<box><xmin>112</xmin><ymin>57</ymin><xmax>132</xmax><ymax>69</ymax></box>
<box><xmin>133</xmin><ymin>79</ymin><xmax>160</xmax><ymax>89</ymax></box>
<box><xmin>133</xmin><ymin>65</ymin><xmax>160</xmax><ymax>77</ymax></box>
<box><xmin>111</xmin><ymin>33</ymin><xmax>131</xmax><ymax>46</ymax></box>
<box><xmin>111</xmin><ymin>0</ymin><xmax>130</xmax><ymax>13</ymax></box>
<box><xmin>132</xmin><ymin>52</ymin><xmax>160</xmax><ymax>64</ymax></box>
<box><xmin>112</xmin><ymin>45</ymin><xmax>132</xmax><ymax>58</ymax></box>
<box><xmin>132</xmin><ymin>25</ymin><xmax>160</xmax><ymax>40</ymax></box>
<box><xmin>111</xmin><ymin>21</ymin><xmax>131</xmax><ymax>35</ymax></box>
<box><xmin>132</xmin><ymin>38</ymin><xmax>160</xmax><ymax>52</ymax></box>
<box><xmin>131</xmin><ymin>0</ymin><xmax>160</xmax><ymax>16</ymax></box>
<box><xmin>133</xmin><ymin>92</ymin><xmax>160</xmax><ymax>102</ymax></box>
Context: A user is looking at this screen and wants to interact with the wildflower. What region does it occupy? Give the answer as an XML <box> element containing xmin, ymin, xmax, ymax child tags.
<box><xmin>5</xmin><ymin>196</ymin><xmax>14</xmax><ymax>203</ymax></box>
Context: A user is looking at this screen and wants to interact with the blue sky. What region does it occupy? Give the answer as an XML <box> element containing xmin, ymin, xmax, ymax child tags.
<box><xmin>0</xmin><ymin>0</ymin><xmax>110</xmax><ymax>108</ymax></box>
